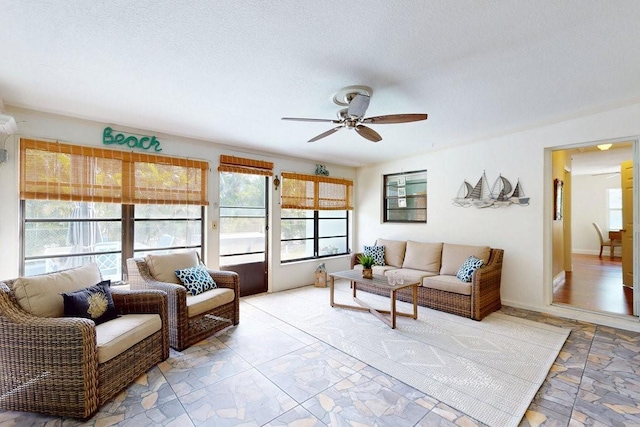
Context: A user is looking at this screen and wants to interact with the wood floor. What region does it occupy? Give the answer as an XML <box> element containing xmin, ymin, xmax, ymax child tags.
<box><xmin>553</xmin><ymin>253</ymin><xmax>633</xmax><ymax>315</ymax></box>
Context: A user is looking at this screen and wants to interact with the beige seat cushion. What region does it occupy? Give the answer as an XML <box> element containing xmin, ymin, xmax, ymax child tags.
<box><xmin>96</xmin><ymin>314</ymin><xmax>161</xmax><ymax>364</ymax></box>
<box><xmin>373</xmin><ymin>265</ymin><xmax>400</xmax><ymax>275</ymax></box>
<box><xmin>423</xmin><ymin>275</ymin><xmax>472</xmax><ymax>296</ymax></box>
<box><xmin>353</xmin><ymin>264</ymin><xmax>399</xmax><ymax>275</ymax></box>
<box><xmin>187</xmin><ymin>288</ymin><xmax>235</xmax><ymax>318</ymax></box>
<box><xmin>440</xmin><ymin>244</ymin><xmax>491</xmax><ymax>276</ymax></box>
<box><xmin>10</xmin><ymin>263</ymin><xmax>102</xmax><ymax>318</ymax></box>
<box><xmin>376</xmin><ymin>238</ymin><xmax>407</xmax><ymax>268</ymax></box>
<box><xmin>392</xmin><ymin>268</ymin><xmax>438</xmax><ymax>283</ymax></box>
<box><xmin>402</xmin><ymin>241</ymin><xmax>443</xmax><ymax>273</ymax></box>
<box><xmin>145</xmin><ymin>250</ymin><xmax>199</xmax><ymax>284</ymax></box>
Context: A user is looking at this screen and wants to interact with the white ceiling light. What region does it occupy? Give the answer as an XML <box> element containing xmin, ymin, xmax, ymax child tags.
<box><xmin>597</xmin><ymin>143</ymin><xmax>613</xmax><ymax>151</ymax></box>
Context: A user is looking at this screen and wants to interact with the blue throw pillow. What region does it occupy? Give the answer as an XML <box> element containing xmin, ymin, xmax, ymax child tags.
<box><xmin>175</xmin><ymin>264</ymin><xmax>217</xmax><ymax>296</ymax></box>
<box><xmin>456</xmin><ymin>256</ymin><xmax>484</xmax><ymax>282</ymax></box>
<box><xmin>364</xmin><ymin>245</ymin><xmax>385</xmax><ymax>266</ymax></box>
<box><xmin>61</xmin><ymin>280</ymin><xmax>119</xmax><ymax>325</ymax></box>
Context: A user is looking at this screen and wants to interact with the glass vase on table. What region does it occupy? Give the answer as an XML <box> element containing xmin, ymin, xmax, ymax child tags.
<box><xmin>388</xmin><ymin>272</ymin><xmax>404</xmax><ymax>286</ymax></box>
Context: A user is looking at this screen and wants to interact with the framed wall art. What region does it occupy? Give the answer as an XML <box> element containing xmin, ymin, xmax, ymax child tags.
<box><xmin>554</xmin><ymin>178</ymin><xmax>563</xmax><ymax>220</ymax></box>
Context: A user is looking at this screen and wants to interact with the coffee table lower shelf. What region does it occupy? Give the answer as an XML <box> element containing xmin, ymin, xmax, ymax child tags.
<box><xmin>328</xmin><ymin>270</ymin><xmax>418</xmax><ymax>329</ymax></box>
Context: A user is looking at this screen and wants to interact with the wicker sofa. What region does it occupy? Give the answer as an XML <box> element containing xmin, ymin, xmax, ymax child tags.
<box><xmin>127</xmin><ymin>250</ymin><xmax>240</xmax><ymax>351</ymax></box>
<box><xmin>0</xmin><ymin>263</ymin><xmax>169</xmax><ymax>418</ymax></box>
<box><xmin>351</xmin><ymin>238</ymin><xmax>504</xmax><ymax>320</ymax></box>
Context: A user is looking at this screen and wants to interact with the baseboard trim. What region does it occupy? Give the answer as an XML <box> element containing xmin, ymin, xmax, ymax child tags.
<box><xmin>572</xmin><ymin>249</ymin><xmax>600</xmax><ymax>256</ymax></box>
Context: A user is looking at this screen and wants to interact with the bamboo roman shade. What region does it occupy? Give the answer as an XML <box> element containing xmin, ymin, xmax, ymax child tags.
<box><xmin>20</xmin><ymin>139</ymin><xmax>209</xmax><ymax>205</ymax></box>
<box><xmin>218</xmin><ymin>155</ymin><xmax>273</xmax><ymax>176</ymax></box>
<box><xmin>281</xmin><ymin>172</ymin><xmax>353</xmax><ymax>210</ymax></box>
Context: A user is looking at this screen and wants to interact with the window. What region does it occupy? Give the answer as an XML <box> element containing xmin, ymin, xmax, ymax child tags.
<box><xmin>608</xmin><ymin>188</ymin><xmax>622</xmax><ymax>230</ymax></box>
<box><xmin>281</xmin><ymin>209</ymin><xmax>349</xmax><ymax>262</ymax></box>
<box><xmin>280</xmin><ymin>172</ymin><xmax>352</xmax><ymax>262</ymax></box>
<box><xmin>23</xmin><ymin>201</ymin><xmax>122</xmax><ymax>279</ymax></box>
<box><xmin>20</xmin><ymin>139</ymin><xmax>208</xmax><ymax>279</ymax></box>
<box><xmin>383</xmin><ymin>170</ymin><xmax>427</xmax><ymax>222</ymax></box>
<box><xmin>133</xmin><ymin>204</ymin><xmax>204</xmax><ymax>255</ymax></box>
<box><xmin>23</xmin><ymin>201</ymin><xmax>203</xmax><ymax>280</ymax></box>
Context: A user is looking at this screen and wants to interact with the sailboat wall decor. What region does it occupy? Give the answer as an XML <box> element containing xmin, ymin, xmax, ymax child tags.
<box><xmin>453</xmin><ymin>172</ymin><xmax>530</xmax><ymax>208</ymax></box>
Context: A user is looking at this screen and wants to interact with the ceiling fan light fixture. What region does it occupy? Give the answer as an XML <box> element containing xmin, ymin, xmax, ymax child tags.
<box><xmin>597</xmin><ymin>143</ymin><xmax>612</xmax><ymax>151</ymax></box>
<box><xmin>283</xmin><ymin>85</ymin><xmax>428</xmax><ymax>143</ymax></box>
<box><xmin>332</xmin><ymin>85</ymin><xmax>373</xmax><ymax>106</ymax></box>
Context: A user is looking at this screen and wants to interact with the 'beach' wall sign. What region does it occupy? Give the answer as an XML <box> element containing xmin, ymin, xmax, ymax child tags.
<box><xmin>103</xmin><ymin>127</ymin><xmax>162</xmax><ymax>152</ymax></box>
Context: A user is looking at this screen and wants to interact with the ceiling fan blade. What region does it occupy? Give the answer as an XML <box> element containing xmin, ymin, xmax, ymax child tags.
<box><xmin>308</xmin><ymin>126</ymin><xmax>342</xmax><ymax>143</ymax></box>
<box><xmin>361</xmin><ymin>113</ymin><xmax>428</xmax><ymax>124</ymax></box>
<box><xmin>355</xmin><ymin>125</ymin><xmax>382</xmax><ymax>142</ymax></box>
<box><xmin>282</xmin><ymin>117</ymin><xmax>340</xmax><ymax>123</ymax></box>
<box><xmin>347</xmin><ymin>94</ymin><xmax>370</xmax><ymax>118</ymax></box>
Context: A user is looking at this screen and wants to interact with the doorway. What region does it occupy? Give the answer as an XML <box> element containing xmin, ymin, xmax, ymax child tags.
<box><xmin>551</xmin><ymin>140</ymin><xmax>637</xmax><ymax>316</ymax></box>
<box><xmin>219</xmin><ymin>172</ymin><xmax>269</xmax><ymax>297</ymax></box>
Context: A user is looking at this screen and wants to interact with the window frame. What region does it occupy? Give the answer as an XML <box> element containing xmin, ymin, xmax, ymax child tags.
<box><xmin>280</xmin><ymin>209</ymin><xmax>349</xmax><ymax>263</ymax></box>
<box><xmin>383</xmin><ymin>170</ymin><xmax>428</xmax><ymax>223</ymax></box>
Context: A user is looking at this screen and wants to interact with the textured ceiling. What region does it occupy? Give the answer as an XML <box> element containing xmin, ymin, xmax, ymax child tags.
<box><xmin>1</xmin><ymin>1</ymin><xmax>640</xmax><ymax>166</ymax></box>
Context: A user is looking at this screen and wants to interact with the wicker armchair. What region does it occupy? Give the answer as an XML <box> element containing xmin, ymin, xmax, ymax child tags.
<box><xmin>0</xmin><ymin>279</ymin><xmax>169</xmax><ymax>419</ymax></box>
<box><xmin>127</xmin><ymin>256</ymin><xmax>240</xmax><ymax>351</ymax></box>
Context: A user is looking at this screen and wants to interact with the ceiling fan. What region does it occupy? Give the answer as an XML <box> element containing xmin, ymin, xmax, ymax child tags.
<box><xmin>282</xmin><ymin>86</ymin><xmax>428</xmax><ymax>143</ymax></box>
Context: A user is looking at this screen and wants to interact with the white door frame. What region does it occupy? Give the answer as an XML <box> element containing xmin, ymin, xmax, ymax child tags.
<box><xmin>632</xmin><ymin>139</ymin><xmax>640</xmax><ymax>316</ymax></box>
<box><xmin>548</xmin><ymin>136</ymin><xmax>639</xmax><ymax>318</ymax></box>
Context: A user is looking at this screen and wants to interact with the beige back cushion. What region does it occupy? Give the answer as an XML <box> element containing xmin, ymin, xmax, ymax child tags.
<box><xmin>440</xmin><ymin>244</ymin><xmax>491</xmax><ymax>276</ymax></box>
<box><xmin>11</xmin><ymin>263</ymin><xmax>102</xmax><ymax>318</ymax></box>
<box><xmin>402</xmin><ymin>241</ymin><xmax>443</xmax><ymax>273</ymax></box>
<box><xmin>376</xmin><ymin>238</ymin><xmax>407</xmax><ymax>268</ymax></box>
<box><xmin>145</xmin><ymin>250</ymin><xmax>199</xmax><ymax>284</ymax></box>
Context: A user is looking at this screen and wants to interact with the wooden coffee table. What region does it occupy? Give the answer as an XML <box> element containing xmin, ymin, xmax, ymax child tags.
<box><xmin>328</xmin><ymin>270</ymin><xmax>418</xmax><ymax>329</ymax></box>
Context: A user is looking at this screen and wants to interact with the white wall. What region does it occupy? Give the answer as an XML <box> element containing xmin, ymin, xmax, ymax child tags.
<box><xmin>355</xmin><ymin>101</ymin><xmax>640</xmax><ymax>319</ymax></box>
<box><xmin>571</xmin><ymin>174</ymin><xmax>622</xmax><ymax>255</ymax></box>
<box><xmin>0</xmin><ymin>107</ymin><xmax>356</xmax><ymax>292</ymax></box>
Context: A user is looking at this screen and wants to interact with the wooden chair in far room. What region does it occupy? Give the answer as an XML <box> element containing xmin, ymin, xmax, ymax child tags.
<box><xmin>593</xmin><ymin>222</ymin><xmax>622</xmax><ymax>259</ymax></box>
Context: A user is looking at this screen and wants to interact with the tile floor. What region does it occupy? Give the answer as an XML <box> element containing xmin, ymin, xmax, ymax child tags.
<box><xmin>1</xmin><ymin>281</ymin><xmax>639</xmax><ymax>426</ymax></box>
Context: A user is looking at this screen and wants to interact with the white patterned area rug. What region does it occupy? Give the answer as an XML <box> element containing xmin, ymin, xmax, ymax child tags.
<box><xmin>245</xmin><ymin>283</ymin><xmax>570</xmax><ymax>427</ymax></box>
